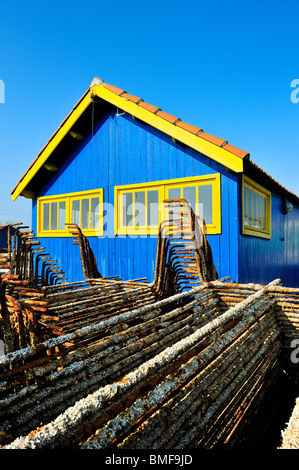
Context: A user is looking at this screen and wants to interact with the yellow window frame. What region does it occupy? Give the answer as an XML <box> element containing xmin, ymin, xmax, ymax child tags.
<box><xmin>115</xmin><ymin>174</ymin><xmax>221</xmax><ymax>236</ymax></box>
<box><xmin>37</xmin><ymin>188</ymin><xmax>104</xmax><ymax>237</ymax></box>
<box><xmin>242</xmin><ymin>175</ymin><xmax>271</xmax><ymax>239</ymax></box>
<box><xmin>115</xmin><ymin>183</ymin><xmax>164</xmax><ymax>236</ymax></box>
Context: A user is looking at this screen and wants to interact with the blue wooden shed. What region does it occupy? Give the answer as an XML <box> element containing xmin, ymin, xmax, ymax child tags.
<box><xmin>11</xmin><ymin>78</ymin><xmax>299</xmax><ymax>287</ymax></box>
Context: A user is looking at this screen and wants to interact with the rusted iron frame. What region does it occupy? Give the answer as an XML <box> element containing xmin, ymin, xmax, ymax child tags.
<box><xmin>4</xmin><ymin>222</ymin><xmax>66</xmax><ymax>289</ymax></box>
<box><xmin>46</xmin><ymin>283</ymin><xmax>155</xmax><ymax>314</ymax></box>
<box><xmin>23</xmin><ymin>238</ymin><xmax>41</xmax><ymax>281</ymax></box>
<box><xmin>0</xmin><ymin>293</ymin><xmax>217</xmax><ymax>432</ymax></box>
<box><xmin>164</xmin><ymin>199</ymin><xmax>211</xmax><ymax>281</ymax></box>
<box><xmin>119</xmin><ymin>314</ymin><xmax>279</xmax><ymax>449</ymax></box>
<box><xmin>0</xmin><ymin>293</ymin><xmax>216</xmax><ymax>434</ymax></box>
<box><xmin>0</xmin><ymin>280</ymin><xmax>223</xmax><ymax>384</ymax></box>
<box><xmin>44</xmin><ymin>286</ymin><xmax>164</xmax><ymax>337</ymax></box>
<box><xmin>28</xmin><ymin>247</ymin><xmax>45</xmax><ymax>286</ymax></box>
<box><xmin>84</xmin><ymin>307</ymin><xmax>279</xmax><ymax>449</ymax></box>
<box><xmin>6</xmin><ymin>223</ymin><xmax>22</xmax><ymax>263</ymax></box>
<box><xmin>0</xmin><ymin>280</ymin><xmax>15</xmax><ymax>353</ymax></box>
<box><xmin>12</xmin><ymin>226</ymin><xmax>32</xmax><ymax>276</ymax></box>
<box><xmin>46</xmin><ymin>266</ymin><xmax>64</xmax><ymax>285</ymax></box>
<box><xmin>205</xmin><ymin>353</ymin><xmax>282</xmax><ymax>448</ymax></box>
<box><xmin>34</xmin><ymin>254</ymin><xmax>51</xmax><ymax>288</ymax></box>
<box><xmin>45</xmin><ymin>290</ymin><xmax>156</xmax><ymax>325</ymax></box>
<box><xmin>1</xmin><ymin>281</ymin><xmax>278</xmax><ymax>448</ymax></box>
<box><xmin>0</xmin><ymin>279</ymin><xmax>226</xmax><ymax>376</ymax></box>
<box><xmin>195</xmin><ymin>341</ymin><xmax>280</xmax><ymax>449</ymax></box>
<box><xmin>168</xmin><ymin>328</ymin><xmax>280</xmax><ymax>449</ymax></box>
<box><xmin>40</xmin><ymin>260</ymin><xmax>58</xmax><ymax>287</ymax></box>
<box><xmin>152</xmin><ymin>199</ymin><xmax>218</xmax><ymax>297</ymax></box>
<box><xmin>7</xmin><ymin>292</ymin><xmax>278</xmax><ymax>446</ymax></box>
<box><xmin>197</xmin><ymin>319</ymin><xmax>281</xmax><ymax>447</ymax></box>
<box><xmin>18</xmin><ymin>232</ymin><xmax>34</xmax><ymax>280</ymax></box>
<box><xmin>44</xmin><ymin>292</ymin><xmax>158</xmax><ymax>334</ymax></box>
<box><xmin>0</xmin><ymin>224</ymin><xmax>67</xmax><ymax>352</ymax></box>
<box><xmin>178</xmin><ymin>344</ymin><xmax>280</xmax><ymax>449</ymax></box>
<box><xmin>67</xmin><ymin>223</ymin><xmax>101</xmax><ymax>280</ymax></box>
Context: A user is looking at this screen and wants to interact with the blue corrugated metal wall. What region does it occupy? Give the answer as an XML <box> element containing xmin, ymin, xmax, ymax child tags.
<box><xmin>32</xmin><ymin>109</ymin><xmax>240</xmax><ymax>283</ymax></box>
<box><xmin>238</xmin><ymin>190</ymin><xmax>299</xmax><ymax>287</ymax></box>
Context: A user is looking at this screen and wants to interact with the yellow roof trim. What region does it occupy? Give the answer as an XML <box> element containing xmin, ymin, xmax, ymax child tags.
<box><xmin>12</xmin><ymin>81</ymin><xmax>244</xmax><ymax>201</ymax></box>
<box><xmin>11</xmin><ymin>91</ymin><xmax>93</xmax><ymax>201</ymax></box>
<box><xmin>92</xmin><ymin>84</ymin><xmax>244</xmax><ymax>174</ymax></box>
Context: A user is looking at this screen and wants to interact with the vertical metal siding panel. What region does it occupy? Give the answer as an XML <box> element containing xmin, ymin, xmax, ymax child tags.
<box><xmin>238</xmin><ymin>191</ymin><xmax>299</xmax><ymax>287</ymax></box>
<box><xmin>168</xmin><ymin>140</ymin><xmax>177</xmax><ymax>180</ymax></box>
<box><xmin>32</xmin><ymin>200</ymin><xmax>37</xmax><ymax>234</ymax></box>
<box><xmin>147</xmin><ymin>129</ymin><xmax>157</xmax><ymax>281</ymax></box>
<box><xmin>108</xmin><ymin>114</ymin><xmax>116</xmax><ymax>277</ymax></box>
<box><xmin>133</xmin><ymin>123</ymin><xmax>140</xmax><ymax>279</ymax></box>
<box><xmin>155</xmin><ymin>129</ymin><xmax>163</xmax><ymax>181</ymax></box>
<box><xmin>201</xmin><ymin>154</ymin><xmax>212</xmax><ymax>176</ymax></box>
<box><xmin>125</xmin><ymin>116</ymin><xmax>133</xmax><ymax>279</ymax></box>
<box><xmin>177</xmin><ymin>143</ymin><xmax>185</xmax><ymax>180</ymax></box>
<box><xmin>139</xmin><ymin>125</ymin><xmax>149</xmax><ymax>280</ymax></box>
<box><xmin>106</xmin><ymin>114</ymin><xmax>114</xmax><ymax>277</ymax></box>
<box><xmin>228</xmin><ymin>174</ymin><xmax>239</xmax><ymax>282</ymax></box>
<box><xmin>191</xmin><ymin>151</ymin><xmax>202</xmax><ymax>177</ymax></box>
<box><xmin>219</xmin><ymin>174</ymin><xmax>229</xmax><ymax>278</ymax></box>
<box><xmin>184</xmin><ymin>147</ymin><xmax>193</xmax><ymax>178</ymax></box>
<box><xmin>115</xmin><ymin>116</ymin><xmax>123</xmax><ymax>278</ymax></box>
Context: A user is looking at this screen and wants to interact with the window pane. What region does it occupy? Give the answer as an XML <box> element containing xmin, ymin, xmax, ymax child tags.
<box><xmin>81</xmin><ymin>198</ymin><xmax>89</xmax><ymax>229</ymax></box>
<box><xmin>248</xmin><ymin>189</ymin><xmax>253</xmax><ymax>227</ymax></box>
<box><xmin>183</xmin><ymin>186</ymin><xmax>196</xmax><ymax>213</ymax></box>
<box><xmin>43</xmin><ymin>203</ymin><xmax>49</xmax><ymax>230</ymax></box>
<box><xmin>168</xmin><ymin>187</ymin><xmax>181</xmax><ymax>200</ymax></box>
<box><xmin>58</xmin><ymin>201</ymin><xmax>66</xmax><ymax>230</ymax></box>
<box><xmin>254</xmin><ymin>192</ymin><xmax>258</xmax><ymax>228</ymax></box>
<box><xmin>168</xmin><ymin>187</ymin><xmax>181</xmax><ymax>221</ymax></box>
<box><xmin>50</xmin><ymin>202</ymin><xmax>57</xmax><ymax>230</ymax></box>
<box><xmin>198</xmin><ymin>185</ymin><xmax>212</xmax><ymax>225</ymax></box>
<box><xmin>72</xmin><ymin>200</ymin><xmax>80</xmax><ymax>225</ymax></box>
<box><xmin>258</xmin><ymin>194</ymin><xmax>263</xmax><ymax>229</ymax></box>
<box><xmin>135</xmin><ymin>191</ymin><xmax>145</xmax><ymax>227</ymax></box>
<box><xmin>244</xmin><ymin>186</ymin><xmax>248</xmax><ymax>225</ymax></box>
<box><xmin>90</xmin><ymin>197</ymin><xmax>99</xmax><ymax>229</ymax></box>
<box><xmin>123</xmin><ymin>192</ymin><xmax>133</xmax><ymax>227</ymax></box>
<box><xmin>147</xmin><ymin>190</ymin><xmax>159</xmax><ymax>226</ymax></box>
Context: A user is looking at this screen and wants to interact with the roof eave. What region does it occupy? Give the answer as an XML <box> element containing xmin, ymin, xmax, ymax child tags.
<box><xmin>11</xmin><ymin>89</ymin><xmax>93</xmax><ymax>201</ymax></box>
<box><xmin>92</xmin><ymin>84</ymin><xmax>245</xmax><ymax>174</ymax></box>
<box><xmin>11</xmin><ymin>79</ymin><xmax>247</xmax><ymax>201</ymax></box>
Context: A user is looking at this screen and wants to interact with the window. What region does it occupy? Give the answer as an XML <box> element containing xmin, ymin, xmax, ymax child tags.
<box><xmin>242</xmin><ymin>175</ymin><xmax>271</xmax><ymax>239</ymax></box>
<box><xmin>116</xmin><ymin>185</ymin><xmax>163</xmax><ymax>235</ymax></box>
<box><xmin>115</xmin><ymin>174</ymin><xmax>221</xmax><ymax>235</ymax></box>
<box><xmin>37</xmin><ymin>189</ymin><xmax>104</xmax><ymax>237</ymax></box>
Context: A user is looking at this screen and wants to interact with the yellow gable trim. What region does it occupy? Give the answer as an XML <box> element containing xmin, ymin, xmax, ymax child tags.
<box><xmin>11</xmin><ymin>91</ymin><xmax>93</xmax><ymax>201</ymax></box>
<box><xmin>12</xmin><ymin>83</ymin><xmax>243</xmax><ymax>201</ymax></box>
<box><xmin>92</xmin><ymin>85</ymin><xmax>244</xmax><ymax>174</ymax></box>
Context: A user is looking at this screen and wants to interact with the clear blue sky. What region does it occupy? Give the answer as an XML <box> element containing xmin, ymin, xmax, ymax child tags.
<box><xmin>1</xmin><ymin>0</ymin><xmax>298</xmax><ymax>229</ymax></box>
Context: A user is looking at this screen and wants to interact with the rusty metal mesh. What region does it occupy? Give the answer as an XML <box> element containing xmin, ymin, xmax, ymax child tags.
<box><xmin>0</xmin><ymin>210</ymin><xmax>299</xmax><ymax>449</ymax></box>
<box><xmin>0</xmin><ymin>278</ymin><xmax>289</xmax><ymax>449</ymax></box>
